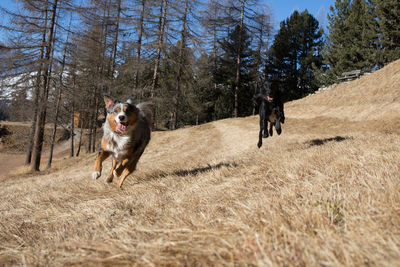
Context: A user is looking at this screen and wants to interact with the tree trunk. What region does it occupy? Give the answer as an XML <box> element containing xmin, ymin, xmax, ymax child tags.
<box><xmin>70</xmin><ymin>74</ymin><xmax>76</xmax><ymax>157</ymax></box>
<box><xmin>46</xmin><ymin>81</ymin><xmax>61</xmax><ymax>169</ymax></box>
<box><xmin>91</xmin><ymin>95</ymin><xmax>99</xmax><ymax>153</ymax></box>
<box><xmin>75</xmin><ymin>119</ymin><xmax>85</xmax><ymax>157</ymax></box>
<box><xmin>86</xmin><ymin>96</ymin><xmax>93</xmax><ymax>154</ymax></box>
<box><xmin>102</xmin><ymin>0</ymin><xmax>110</xmax><ymax>94</ymax></box>
<box><xmin>31</xmin><ymin>0</ymin><xmax>59</xmax><ymax>171</ymax></box>
<box><xmin>87</xmin><ymin>0</ymin><xmax>109</xmax><ymax>152</ymax></box>
<box><xmin>47</xmin><ymin>16</ymin><xmax>71</xmax><ymax>168</ymax></box>
<box><xmin>25</xmin><ymin>1</ymin><xmax>48</xmax><ymax>166</ymax></box>
<box><xmin>70</xmin><ymin>100</ymin><xmax>75</xmax><ymax>157</ymax></box>
<box><xmin>150</xmin><ymin>0</ymin><xmax>168</xmax><ymax>129</ymax></box>
<box><xmin>45</xmin><ymin>29</ymin><xmax>60</xmax><ymax>168</ymax></box>
<box><xmin>234</xmin><ymin>0</ymin><xmax>245</xmax><ymax>118</ymax></box>
<box><xmin>86</xmin><ymin>121</ymin><xmax>92</xmax><ymax>153</ymax></box>
<box><xmin>110</xmin><ymin>0</ymin><xmax>121</xmax><ymax>80</ymax></box>
<box><xmin>212</xmin><ymin>8</ymin><xmax>218</xmax><ymax>121</ymax></box>
<box><xmin>172</xmin><ymin>0</ymin><xmax>189</xmax><ymax>130</ymax></box>
<box><xmin>134</xmin><ymin>0</ymin><xmax>146</xmax><ymax>93</ymax></box>
<box><xmin>151</xmin><ymin>0</ymin><xmax>168</xmax><ymax>98</ymax></box>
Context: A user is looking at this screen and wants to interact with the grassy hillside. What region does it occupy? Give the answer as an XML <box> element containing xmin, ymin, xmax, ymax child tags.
<box><xmin>0</xmin><ymin>121</ymin><xmax>68</xmax><ymax>152</ymax></box>
<box><xmin>1</xmin><ymin>60</ymin><xmax>400</xmax><ymax>266</ymax></box>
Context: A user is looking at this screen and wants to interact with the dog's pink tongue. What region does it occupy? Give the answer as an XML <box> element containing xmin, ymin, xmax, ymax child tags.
<box><xmin>117</xmin><ymin>122</ymin><xmax>127</xmax><ymax>132</ymax></box>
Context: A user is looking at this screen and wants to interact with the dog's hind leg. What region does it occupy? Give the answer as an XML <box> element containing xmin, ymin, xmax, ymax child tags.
<box><xmin>258</xmin><ymin>105</ymin><xmax>265</xmax><ymax>148</ymax></box>
<box><xmin>279</xmin><ymin>103</ymin><xmax>285</xmax><ymax>124</ymax></box>
<box><xmin>105</xmin><ymin>158</ymin><xmax>117</xmax><ymax>183</ymax></box>
<box><xmin>275</xmin><ymin>119</ymin><xmax>282</xmax><ymax>135</ymax></box>
<box><xmin>262</xmin><ymin>117</ymin><xmax>269</xmax><ymax>138</ymax></box>
<box><xmin>269</xmin><ymin>122</ymin><xmax>273</xmax><ymax>137</ymax></box>
<box><xmin>260</xmin><ymin>104</ymin><xmax>269</xmax><ymax>139</ymax></box>
<box><xmin>92</xmin><ymin>150</ymin><xmax>110</xmax><ymax>179</ymax></box>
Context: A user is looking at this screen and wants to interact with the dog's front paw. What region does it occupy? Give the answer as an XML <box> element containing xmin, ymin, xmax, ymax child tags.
<box><xmin>104</xmin><ymin>176</ymin><xmax>113</xmax><ymax>183</ymax></box>
<box><xmin>92</xmin><ymin>171</ymin><xmax>101</xmax><ymax>180</ymax></box>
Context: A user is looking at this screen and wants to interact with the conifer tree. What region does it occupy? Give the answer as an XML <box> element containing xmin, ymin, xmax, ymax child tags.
<box><xmin>373</xmin><ymin>0</ymin><xmax>400</xmax><ymax>65</ymax></box>
<box><xmin>345</xmin><ymin>0</ymin><xmax>377</xmax><ymax>69</ymax></box>
<box><xmin>323</xmin><ymin>0</ymin><xmax>378</xmax><ymax>85</ymax></box>
<box><xmin>321</xmin><ymin>0</ymin><xmax>351</xmax><ymax>84</ymax></box>
<box><xmin>216</xmin><ymin>25</ymin><xmax>255</xmax><ymax>118</ymax></box>
<box><xmin>267</xmin><ymin>10</ymin><xmax>323</xmax><ymax>100</ymax></box>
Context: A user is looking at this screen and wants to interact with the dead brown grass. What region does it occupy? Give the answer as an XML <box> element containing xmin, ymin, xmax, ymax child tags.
<box><xmin>1</xmin><ymin>60</ymin><xmax>400</xmax><ymax>266</ymax></box>
<box><xmin>0</xmin><ymin>121</ymin><xmax>67</xmax><ymax>152</ymax></box>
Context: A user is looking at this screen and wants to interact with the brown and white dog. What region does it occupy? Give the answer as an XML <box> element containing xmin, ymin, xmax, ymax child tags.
<box><xmin>92</xmin><ymin>95</ymin><xmax>152</xmax><ymax>188</ymax></box>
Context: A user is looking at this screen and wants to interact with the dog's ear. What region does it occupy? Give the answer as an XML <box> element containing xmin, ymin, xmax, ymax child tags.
<box><xmin>104</xmin><ymin>95</ymin><xmax>114</xmax><ymax>109</ymax></box>
<box><xmin>126</xmin><ymin>94</ymin><xmax>135</xmax><ymax>105</ymax></box>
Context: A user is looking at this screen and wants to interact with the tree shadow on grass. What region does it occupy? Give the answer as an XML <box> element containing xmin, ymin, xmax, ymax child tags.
<box><xmin>306</xmin><ymin>136</ymin><xmax>353</xmax><ymax>147</ymax></box>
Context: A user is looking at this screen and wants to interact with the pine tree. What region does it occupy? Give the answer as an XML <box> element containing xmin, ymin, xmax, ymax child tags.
<box><xmin>345</xmin><ymin>0</ymin><xmax>377</xmax><ymax>69</ymax></box>
<box><xmin>216</xmin><ymin>25</ymin><xmax>255</xmax><ymax>118</ymax></box>
<box><xmin>323</xmin><ymin>0</ymin><xmax>378</xmax><ymax>85</ymax></box>
<box><xmin>194</xmin><ymin>53</ymin><xmax>218</xmax><ymax>122</ymax></box>
<box><xmin>158</xmin><ymin>42</ymin><xmax>196</xmax><ymax>128</ymax></box>
<box><xmin>373</xmin><ymin>0</ymin><xmax>400</xmax><ymax>65</ymax></box>
<box><xmin>324</xmin><ymin>0</ymin><xmax>352</xmax><ymax>82</ymax></box>
<box><xmin>298</xmin><ymin>11</ymin><xmax>324</xmax><ymax>96</ymax></box>
<box><xmin>267</xmin><ymin>10</ymin><xmax>324</xmax><ymax>100</ymax></box>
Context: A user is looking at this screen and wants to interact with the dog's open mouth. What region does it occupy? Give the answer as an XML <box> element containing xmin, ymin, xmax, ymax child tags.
<box><xmin>264</xmin><ymin>95</ymin><xmax>274</xmax><ymax>102</ymax></box>
<box><xmin>117</xmin><ymin>121</ymin><xmax>128</xmax><ymax>132</ymax></box>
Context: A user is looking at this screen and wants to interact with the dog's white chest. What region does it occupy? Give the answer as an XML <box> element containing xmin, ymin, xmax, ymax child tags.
<box><xmin>106</xmin><ymin>134</ymin><xmax>131</xmax><ymax>161</ymax></box>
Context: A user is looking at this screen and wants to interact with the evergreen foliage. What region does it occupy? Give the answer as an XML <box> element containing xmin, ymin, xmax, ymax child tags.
<box><xmin>194</xmin><ymin>53</ymin><xmax>218</xmax><ymax>122</ymax></box>
<box><xmin>267</xmin><ymin>10</ymin><xmax>324</xmax><ymax>100</ymax></box>
<box><xmin>215</xmin><ymin>25</ymin><xmax>256</xmax><ymax>118</ymax></box>
<box><xmin>323</xmin><ymin>0</ymin><xmax>378</xmax><ymax>84</ymax></box>
<box><xmin>373</xmin><ymin>0</ymin><xmax>400</xmax><ymax>65</ymax></box>
<box><xmin>158</xmin><ymin>42</ymin><xmax>200</xmax><ymax>128</ymax></box>
<box><xmin>321</xmin><ymin>0</ymin><xmax>400</xmax><ymax>85</ymax></box>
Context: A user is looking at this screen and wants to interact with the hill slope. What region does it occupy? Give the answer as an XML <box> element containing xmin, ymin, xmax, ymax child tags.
<box><xmin>1</xmin><ymin>60</ymin><xmax>400</xmax><ymax>266</ymax></box>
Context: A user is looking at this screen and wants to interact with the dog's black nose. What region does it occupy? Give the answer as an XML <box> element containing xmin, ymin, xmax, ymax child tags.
<box><xmin>118</xmin><ymin>115</ymin><xmax>126</xmax><ymax>121</ymax></box>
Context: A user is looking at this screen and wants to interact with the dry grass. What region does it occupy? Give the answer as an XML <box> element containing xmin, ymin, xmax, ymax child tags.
<box><xmin>0</xmin><ymin>121</ymin><xmax>67</xmax><ymax>152</ymax></box>
<box><xmin>1</xmin><ymin>60</ymin><xmax>400</xmax><ymax>266</ymax></box>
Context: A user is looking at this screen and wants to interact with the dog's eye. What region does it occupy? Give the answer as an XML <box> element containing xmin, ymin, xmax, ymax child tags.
<box><xmin>123</xmin><ymin>105</ymin><xmax>133</xmax><ymax>112</ymax></box>
<box><xmin>125</xmin><ymin>104</ymin><xmax>135</xmax><ymax>113</ymax></box>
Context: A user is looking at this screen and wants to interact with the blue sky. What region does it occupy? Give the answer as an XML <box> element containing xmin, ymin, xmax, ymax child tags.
<box><xmin>0</xmin><ymin>0</ymin><xmax>336</xmax><ymax>41</ymax></box>
<box><xmin>266</xmin><ymin>0</ymin><xmax>336</xmax><ymax>30</ymax></box>
<box><xmin>0</xmin><ymin>0</ymin><xmax>336</xmax><ymax>28</ymax></box>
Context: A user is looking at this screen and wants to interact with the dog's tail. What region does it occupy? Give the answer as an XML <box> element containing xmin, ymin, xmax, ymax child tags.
<box><xmin>137</xmin><ymin>102</ymin><xmax>153</xmax><ymax>127</ymax></box>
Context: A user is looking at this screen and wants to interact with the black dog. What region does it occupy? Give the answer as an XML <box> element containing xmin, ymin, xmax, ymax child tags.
<box><xmin>252</xmin><ymin>81</ymin><xmax>285</xmax><ymax>148</ymax></box>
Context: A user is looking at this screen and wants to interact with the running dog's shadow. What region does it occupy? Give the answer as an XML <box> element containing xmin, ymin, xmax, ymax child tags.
<box><xmin>306</xmin><ymin>136</ymin><xmax>352</xmax><ymax>147</ymax></box>
<box><xmin>141</xmin><ymin>162</ymin><xmax>238</xmax><ymax>182</ymax></box>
